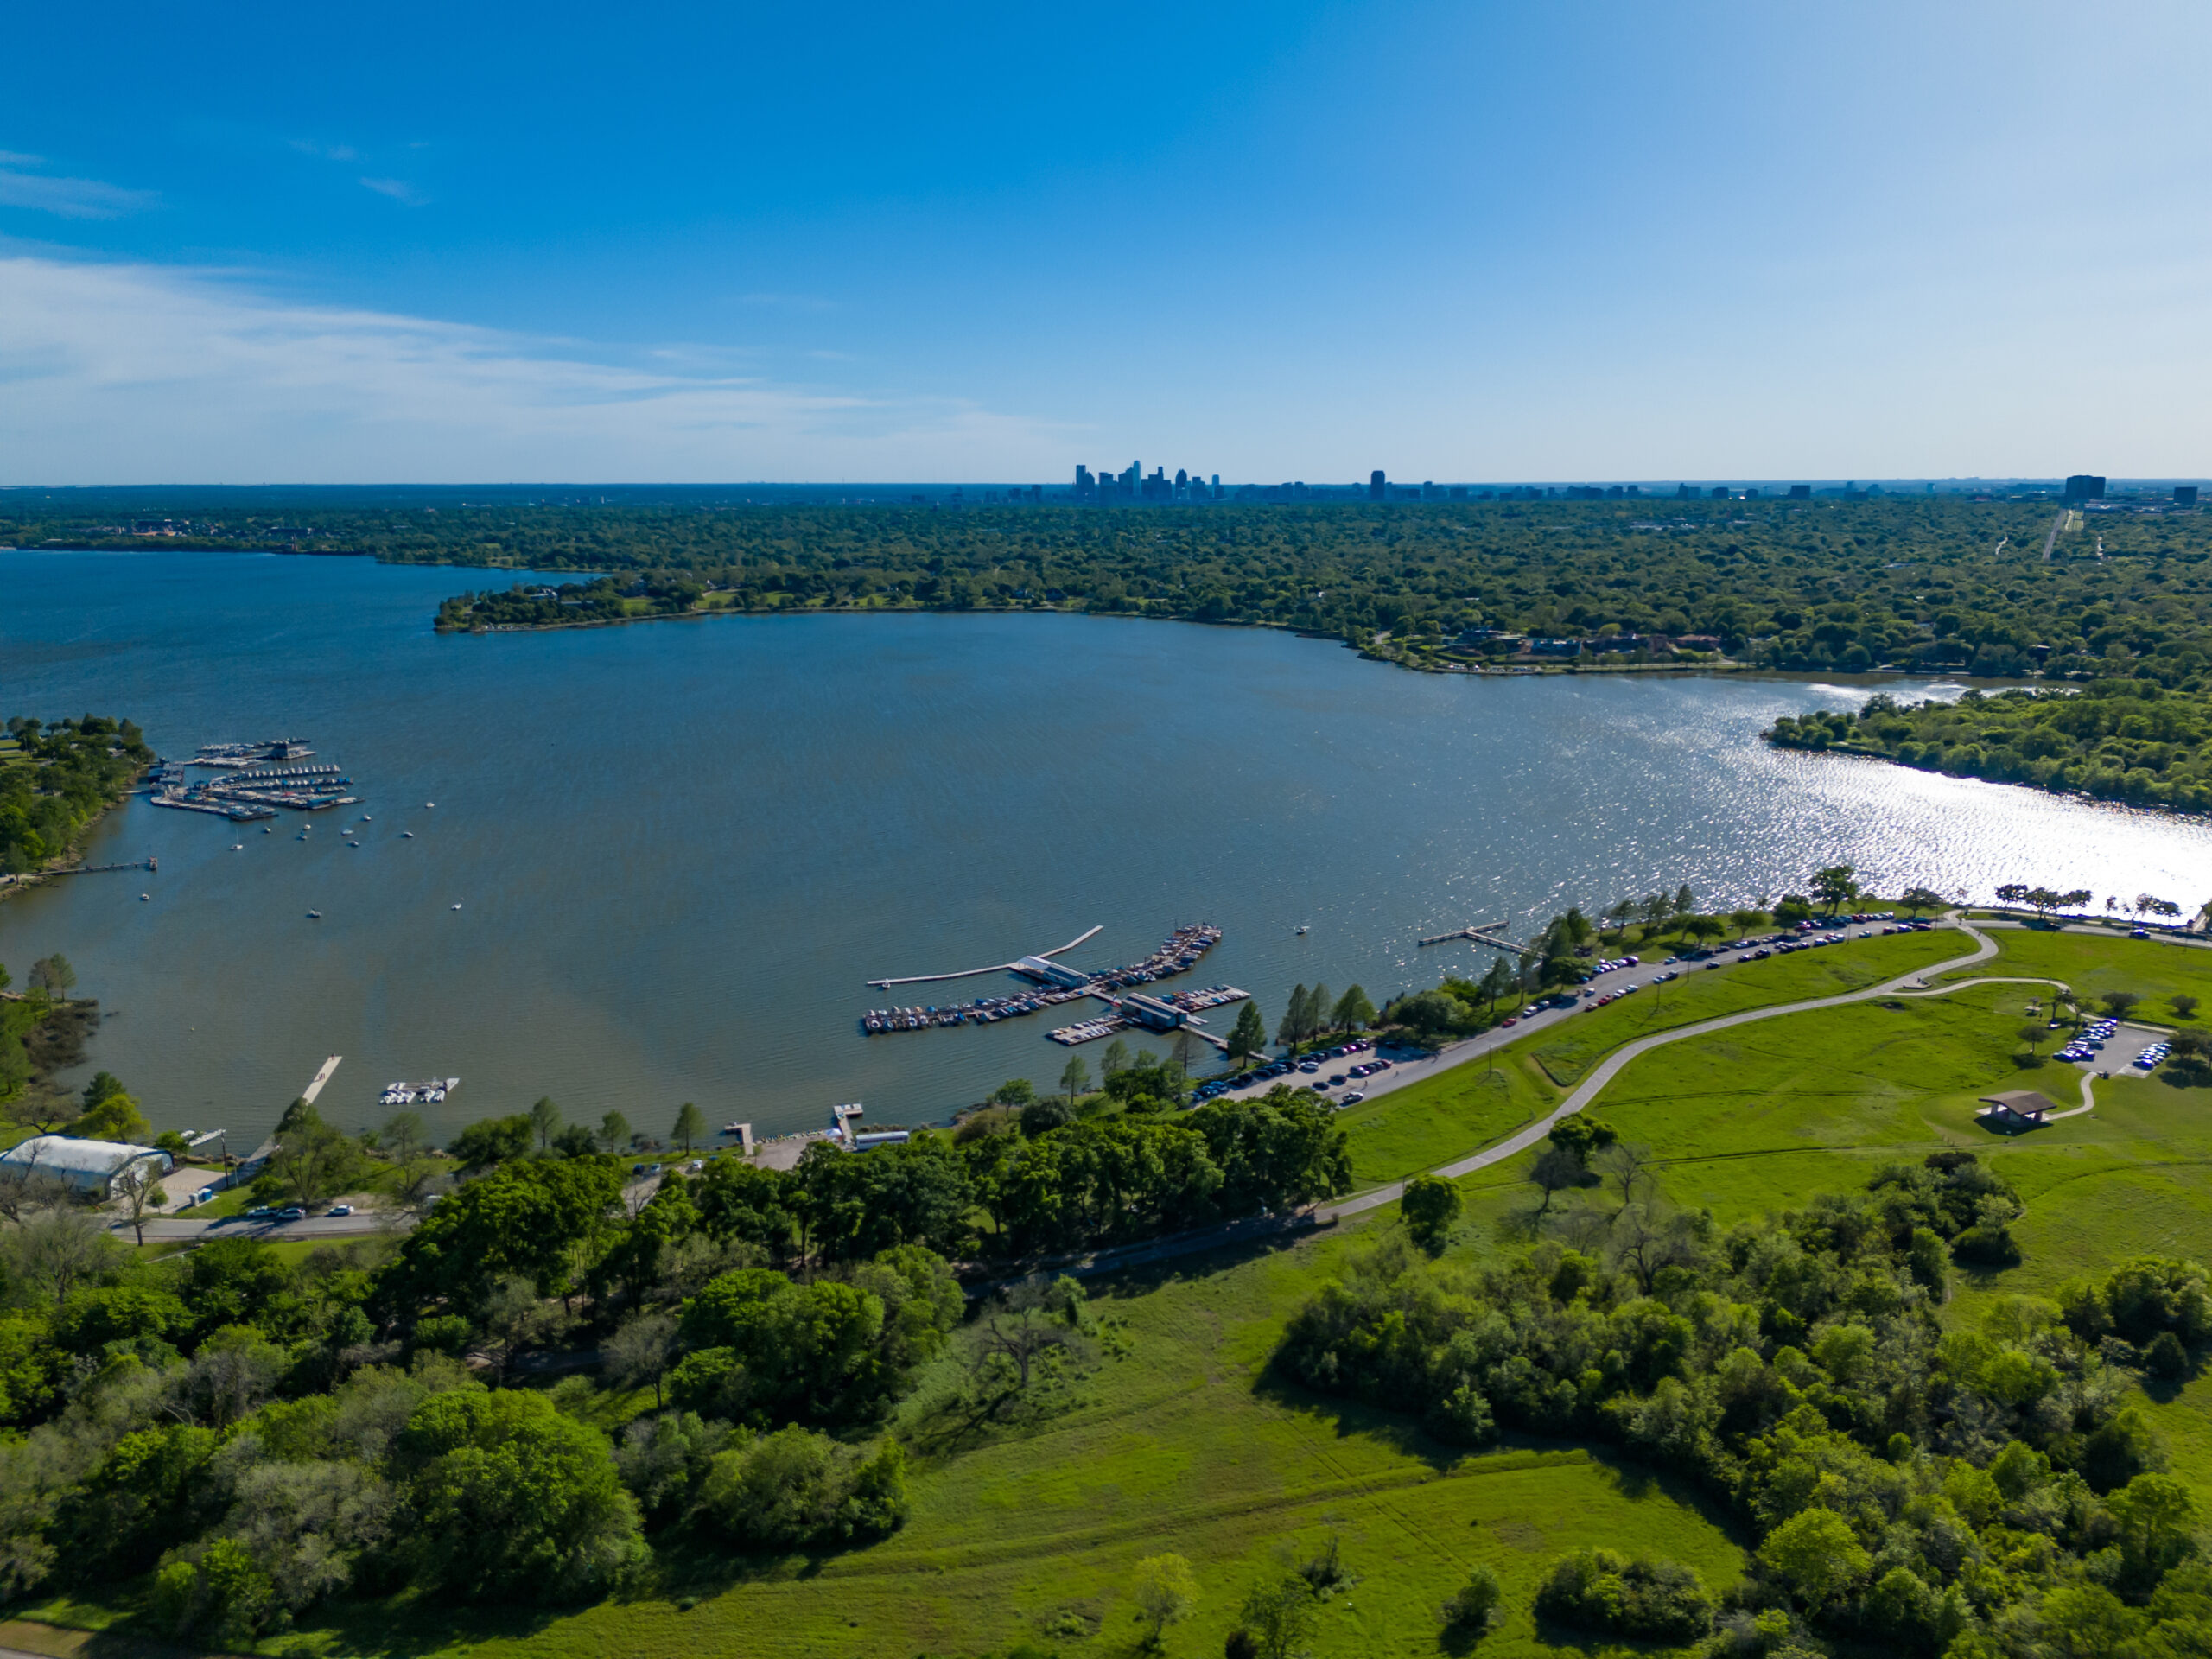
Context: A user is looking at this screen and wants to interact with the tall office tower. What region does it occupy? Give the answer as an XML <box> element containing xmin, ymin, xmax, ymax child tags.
<box><xmin>1174</xmin><ymin>468</ymin><xmax>1188</xmax><ymax>491</ymax></box>
<box><xmin>1075</xmin><ymin>464</ymin><xmax>1093</xmax><ymax>499</ymax></box>
<box><xmin>2064</xmin><ymin>474</ymin><xmax>2107</xmax><ymax>501</ymax></box>
<box><xmin>1369</xmin><ymin>470</ymin><xmax>1386</xmax><ymax>501</ymax></box>
<box><xmin>1211</xmin><ymin>474</ymin><xmax>1221</xmax><ymax>499</ymax></box>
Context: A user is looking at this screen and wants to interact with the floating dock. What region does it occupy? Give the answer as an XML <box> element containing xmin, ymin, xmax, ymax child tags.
<box><xmin>190</xmin><ymin>739</ymin><xmax>314</xmax><ymax>767</ymax></box>
<box><xmin>155</xmin><ymin>742</ymin><xmax>358</xmax><ymax>818</ymax></box>
<box><xmin>863</xmin><ymin>925</ymin><xmax>1228</xmax><ymax>1039</ymax></box>
<box><xmin>1417</xmin><ymin>920</ymin><xmax>1525</xmax><ymax>951</ymax></box>
<box><xmin>867</xmin><ymin>925</ymin><xmax>1103</xmax><ymax>990</ymax></box>
<box><xmin>379</xmin><ymin>1077</ymin><xmax>459</xmax><ymax>1106</ymax></box>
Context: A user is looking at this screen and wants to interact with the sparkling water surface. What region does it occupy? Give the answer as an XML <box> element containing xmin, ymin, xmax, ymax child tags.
<box><xmin>3</xmin><ymin>548</ymin><xmax>2208</xmax><ymax>1147</ymax></box>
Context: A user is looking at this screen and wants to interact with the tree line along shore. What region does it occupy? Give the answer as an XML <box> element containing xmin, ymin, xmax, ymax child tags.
<box><xmin>22</xmin><ymin>494</ymin><xmax>2212</xmax><ymax>814</ymax></box>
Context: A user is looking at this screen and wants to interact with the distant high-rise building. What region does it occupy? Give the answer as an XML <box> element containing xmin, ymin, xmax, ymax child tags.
<box><xmin>2177</xmin><ymin>486</ymin><xmax>2200</xmax><ymax>505</ymax></box>
<box><xmin>1787</xmin><ymin>484</ymin><xmax>1812</xmax><ymax>500</ymax></box>
<box><xmin>1709</xmin><ymin>486</ymin><xmax>1729</xmax><ymax>499</ymax></box>
<box><xmin>1075</xmin><ymin>464</ymin><xmax>1093</xmax><ymax>502</ymax></box>
<box><xmin>1675</xmin><ymin>484</ymin><xmax>1694</xmax><ymax>499</ymax></box>
<box><xmin>1211</xmin><ymin>474</ymin><xmax>1221</xmax><ymax>499</ymax></box>
<box><xmin>1369</xmin><ymin>470</ymin><xmax>1386</xmax><ymax>502</ymax></box>
<box><xmin>2064</xmin><ymin>474</ymin><xmax>2107</xmax><ymax>500</ymax></box>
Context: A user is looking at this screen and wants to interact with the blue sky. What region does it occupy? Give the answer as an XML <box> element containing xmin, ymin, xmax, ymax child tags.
<box><xmin>4</xmin><ymin>0</ymin><xmax>2209</xmax><ymax>483</ymax></box>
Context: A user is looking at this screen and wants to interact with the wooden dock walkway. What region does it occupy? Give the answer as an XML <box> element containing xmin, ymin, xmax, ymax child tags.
<box><xmin>868</xmin><ymin>924</ymin><xmax>1103</xmax><ymax>990</ymax></box>
<box><xmin>1417</xmin><ymin>920</ymin><xmax>1524</xmax><ymax>951</ymax></box>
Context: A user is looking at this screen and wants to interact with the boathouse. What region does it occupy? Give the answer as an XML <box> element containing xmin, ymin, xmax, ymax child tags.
<box><xmin>0</xmin><ymin>1135</ymin><xmax>174</xmax><ymax>1194</ymax></box>
<box><xmin>1121</xmin><ymin>993</ymin><xmax>1187</xmax><ymax>1033</ymax></box>
<box><xmin>1014</xmin><ymin>955</ymin><xmax>1091</xmax><ymax>990</ymax></box>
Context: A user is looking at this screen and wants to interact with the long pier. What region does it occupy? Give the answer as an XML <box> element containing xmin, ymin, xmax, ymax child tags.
<box><xmin>867</xmin><ymin>925</ymin><xmax>1103</xmax><ymax>990</ymax></box>
<box><xmin>1418</xmin><ymin>920</ymin><xmax>1525</xmax><ymax>951</ymax></box>
<box><xmin>53</xmin><ymin>859</ymin><xmax>157</xmax><ymax>875</ymax></box>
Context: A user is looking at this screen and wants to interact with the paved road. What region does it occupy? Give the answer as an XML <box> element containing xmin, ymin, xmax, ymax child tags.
<box><xmin>124</xmin><ymin>1211</ymin><xmax>400</xmax><ymax>1243</ymax></box>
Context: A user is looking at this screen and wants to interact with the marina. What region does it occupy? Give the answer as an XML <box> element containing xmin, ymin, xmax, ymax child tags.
<box><xmin>862</xmin><ymin>924</ymin><xmax>1240</xmax><ymax>1046</ymax></box>
<box><xmin>151</xmin><ymin>742</ymin><xmax>360</xmax><ymax>821</ymax></box>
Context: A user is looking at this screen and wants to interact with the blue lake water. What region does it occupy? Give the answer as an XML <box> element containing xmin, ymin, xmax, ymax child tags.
<box><xmin>4</xmin><ymin>547</ymin><xmax>2211</xmax><ymax>1148</ymax></box>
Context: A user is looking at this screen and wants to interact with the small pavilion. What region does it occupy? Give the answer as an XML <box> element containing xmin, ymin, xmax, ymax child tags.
<box><xmin>1977</xmin><ymin>1090</ymin><xmax>2059</xmax><ymax>1132</ymax></box>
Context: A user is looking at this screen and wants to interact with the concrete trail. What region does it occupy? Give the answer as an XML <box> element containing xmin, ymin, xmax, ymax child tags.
<box><xmin>1318</xmin><ymin>920</ymin><xmax>2008</xmax><ymax>1222</ymax></box>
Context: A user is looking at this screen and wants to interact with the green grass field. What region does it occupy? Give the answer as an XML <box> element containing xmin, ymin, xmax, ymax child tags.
<box><xmin>256</xmin><ymin>1224</ymin><xmax>1747</xmax><ymax>1659</ymax></box>
<box><xmin>1939</xmin><ymin>925</ymin><xmax>2212</xmax><ymax>1024</ymax></box>
<box><xmin>1524</xmin><ymin>927</ymin><xmax>1968</xmax><ymax>1085</ymax></box>
<box><xmin>36</xmin><ymin>924</ymin><xmax>2212</xmax><ymax>1659</ymax></box>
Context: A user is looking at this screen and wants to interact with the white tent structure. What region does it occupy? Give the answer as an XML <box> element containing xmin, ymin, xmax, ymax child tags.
<box><xmin>0</xmin><ymin>1136</ymin><xmax>172</xmax><ymax>1195</ymax></box>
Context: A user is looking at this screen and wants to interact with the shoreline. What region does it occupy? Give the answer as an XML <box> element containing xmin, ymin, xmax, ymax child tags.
<box><xmin>0</xmin><ymin>764</ymin><xmax>151</xmax><ymax>908</ymax></box>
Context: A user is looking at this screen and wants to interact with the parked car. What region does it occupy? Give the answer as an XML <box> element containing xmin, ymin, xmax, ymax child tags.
<box><xmin>327</xmin><ymin>1203</ymin><xmax>353</xmax><ymax>1217</ymax></box>
<box><xmin>245</xmin><ymin>1205</ymin><xmax>276</xmax><ymax>1219</ymax></box>
<box><xmin>1339</xmin><ymin>1091</ymin><xmax>1366</xmax><ymax>1106</ymax></box>
<box><xmin>277</xmin><ymin>1207</ymin><xmax>307</xmax><ymax>1222</ymax></box>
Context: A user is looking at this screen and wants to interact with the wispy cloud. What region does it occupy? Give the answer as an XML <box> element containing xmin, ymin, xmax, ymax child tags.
<box><xmin>0</xmin><ymin>255</ymin><xmax>1071</xmax><ymax>482</ymax></box>
<box><xmin>289</xmin><ymin>138</ymin><xmax>359</xmax><ymax>162</ymax></box>
<box><xmin>0</xmin><ymin>162</ymin><xmax>156</xmax><ymax>220</ymax></box>
<box><xmin>359</xmin><ymin>176</ymin><xmax>427</xmax><ymax>206</ymax></box>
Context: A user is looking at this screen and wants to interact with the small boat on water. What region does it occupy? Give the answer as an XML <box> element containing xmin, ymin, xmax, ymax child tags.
<box><xmin>1295</xmin><ymin>925</ymin><xmax>1309</xmax><ymax>935</ymax></box>
<box><xmin>232</xmin><ymin>843</ymin><xmax>243</xmax><ymax>851</ymax></box>
<box><xmin>139</xmin><ymin>893</ymin><xmax>149</xmax><ymax>901</ymax></box>
<box><xmin>361</xmin><ymin>814</ymin><xmax>372</xmax><ymax>822</ymax></box>
<box><xmin>263</xmin><ymin>826</ymin><xmax>272</xmax><ymax>834</ymax></box>
<box><xmin>307</xmin><ymin>910</ymin><xmax>321</xmax><ymax>919</ymax></box>
<box><xmin>451</xmin><ymin>902</ymin><xmax>463</xmax><ymax>911</ymax></box>
<box><xmin>402</xmin><ymin>831</ymin><xmax>415</xmax><ymax>838</ymax></box>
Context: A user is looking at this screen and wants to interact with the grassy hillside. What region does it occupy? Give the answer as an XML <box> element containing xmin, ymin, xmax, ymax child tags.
<box><xmin>26</xmin><ymin>923</ymin><xmax>2212</xmax><ymax>1658</ymax></box>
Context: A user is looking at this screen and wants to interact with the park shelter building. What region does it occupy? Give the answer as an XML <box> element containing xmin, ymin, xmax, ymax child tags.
<box><xmin>1977</xmin><ymin>1091</ymin><xmax>2057</xmax><ymax>1132</ymax></box>
<box><xmin>0</xmin><ymin>1135</ymin><xmax>173</xmax><ymax>1194</ymax></box>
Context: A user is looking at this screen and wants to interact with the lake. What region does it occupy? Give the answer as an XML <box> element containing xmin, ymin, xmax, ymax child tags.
<box><xmin>4</xmin><ymin>548</ymin><xmax>2210</xmax><ymax>1149</ymax></box>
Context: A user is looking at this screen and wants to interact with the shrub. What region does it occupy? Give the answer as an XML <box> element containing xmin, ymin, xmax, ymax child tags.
<box><xmin>1401</xmin><ymin>1174</ymin><xmax>1461</xmax><ymax>1252</ymax></box>
<box><xmin>1533</xmin><ymin>1548</ymin><xmax>1714</xmax><ymax>1643</ymax></box>
<box><xmin>396</xmin><ymin>1389</ymin><xmax>643</xmax><ymax>1600</ymax></box>
<box><xmin>1441</xmin><ymin>1561</ymin><xmax>1502</xmax><ymax>1630</ymax></box>
<box><xmin>696</xmin><ymin>1426</ymin><xmax>906</xmax><ymax>1549</ymax></box>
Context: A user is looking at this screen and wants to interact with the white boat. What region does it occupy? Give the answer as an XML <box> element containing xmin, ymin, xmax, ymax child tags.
<box><xmin>402</xmin><ymin>831</ymin><xmax>414</xmax><ymax>838</ymax></box>
<box><xmin>451</xmin><ymin>902</ymin><xmax>463</xmax><ymax>911</ymax></box>
<box><xmin>307</xmin><ymin>910</ymin><xmax>321</xmax><ymax>919</ymax></box>
<box><xmin>139</xmin><ymin>893</ymin><xmax>149</xmax><ymax>901</ymax></box>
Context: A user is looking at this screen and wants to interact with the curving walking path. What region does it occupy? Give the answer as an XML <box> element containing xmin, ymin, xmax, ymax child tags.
<box><xmin>1319</xmin><ymin>917</ymin><xmax>2060</xmax><ymax>1221</ymax></box>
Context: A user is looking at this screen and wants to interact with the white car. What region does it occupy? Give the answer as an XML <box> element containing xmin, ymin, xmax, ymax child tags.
<box><xmin>327</xmin><ymin>1204</ymin><xmax>353</xmax><ymax>1217</ymax></box>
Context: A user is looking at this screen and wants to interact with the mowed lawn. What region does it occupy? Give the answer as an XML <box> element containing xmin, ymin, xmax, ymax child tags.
<box><xmin>1333</xmin><ymin>925</ymin><xmax>1974</xmax><ymax>1190</ymax></box>
<box><xmin>1525</xmin><ymin>925</ymin><xmax>1973</xmax><ymax>1086</ymax></box>
<box><xmin>1940</xmin><ymin>925</ymin><xmax>2212</xmax><ymax>1024</ymax></box>
<box><xmin>281</xmin><ymin>1225</ymin><xmax>1746</xmax><ymax>1659</ymax></box>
